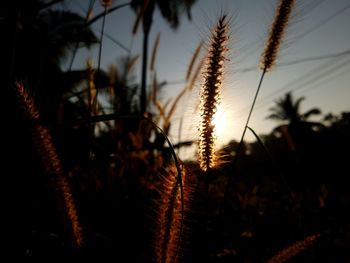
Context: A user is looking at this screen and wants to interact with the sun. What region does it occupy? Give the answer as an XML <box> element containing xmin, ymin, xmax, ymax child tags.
<box><xmin>212</xmin><ymin>105</ymin><xmax>227</xmax><ymax>137</ymax></box>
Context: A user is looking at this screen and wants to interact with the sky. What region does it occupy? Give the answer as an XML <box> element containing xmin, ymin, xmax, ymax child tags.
<box><xmin>61</xmin><ymin>0</ymin><xmax>350</xmax><ymax>160</ymax></box>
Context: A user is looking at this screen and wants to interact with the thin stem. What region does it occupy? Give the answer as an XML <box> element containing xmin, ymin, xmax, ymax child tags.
<box><xmin>93</xmin><ymin>5</ymin><xmax>108</xmax><ymax>115</ymax></box>
<box><xmin>68</xmin><ymin>0</ymin><xmax>96</xmax><ymax>71</ymax></box>
<box><xmin>97</xmin><ymin>7</ymin><xmax>107</xmax><ymax>74</ymax></box>
<box><xmin>223</xmin><ymin>68</ymin><xmax>266</xmax><ymax>200</ymax></box>
<box><xmin>68</xmin><ymin>2</ymin><xmax>131</xmax><ymax>71</ymax></box>
<box><xmin>97</xmin><ymin>30</ymin><xmax>130</xmax><ymax>53</ymax></box>
<box><xmin>86</xmin><ymin>3</ymin><xmax>131</xmax><ymax>27</ymax></box>
<box><xmin>238</xmin><ymin>67</ymin><xmax>267</xmax><ymax>156</ymax></box>
<box><xmin>141</xmin><ymin>25</ymin><xmax>150</xmax><ymax>113</ymax></box>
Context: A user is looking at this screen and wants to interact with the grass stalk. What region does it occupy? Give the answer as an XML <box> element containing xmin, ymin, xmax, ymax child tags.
<box><xmin>16</xmin><ymin>82</ymin><xmax>83</xmax><ymax>248</ymax></box>
<box><xmin>260</xmin><ymin>0</ymin><xmax>296</xmax><ymax>71</ymax></box>
<box><xmin>198</xmin><ymin>14</ymin><xmax>229</xmax><ymax>172</ymax></box>
<box><xmin>154</xmin><ymin>163</ymin><xmax>191</xmax><ymax>263</ymax></box>
<box><xmin>267</xmin><ymin>233</ymin><xmax>320</xmax><ymax>263</ymax></box>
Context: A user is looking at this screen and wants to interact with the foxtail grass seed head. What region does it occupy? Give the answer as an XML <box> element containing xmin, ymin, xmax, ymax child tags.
<box><xmin>267</xmin><ymin>233</ymin><xmax>321</xmax><ymax>263</ymax></box>
<box><xmin>154</xmin><ymin>163</ymin><xmax>192</xmax><ymax>263</ymax></box>
<box><xmin>16</xmin><ymin>82</ymin><xmax>83</xmax><ymax>247</ymax></box>
<box><xmin>34</xmin><ymin>125</ymin><xmax>83</xmax><ymax>247</ymax></box>
<box><xmin>86</xmin><ymin>58</ymin><xmax>96</xmax><ymax>110</ymax></box>
<box><xmin>260</xmin><ymin>0</ymin><xmax>295</xmax><ymax>71</ymax></box>
<box><xmin>199</xmin><ymin>15</ymin><xmax>229</xmax><ymax>172</ymax></box>
<box><xmin>15</xmin><ymin>82</ymin><xmax>40</xmax><ymax>120</ymax></box>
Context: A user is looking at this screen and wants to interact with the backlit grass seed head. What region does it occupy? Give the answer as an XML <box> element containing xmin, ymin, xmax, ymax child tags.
<box><xmin>260</xmin><ymin>0</ymin><xmax>295</xmax><ymax>71</ymax></box>
<box><xmin>15</xmin><ymin>82</ymin><xmax>39</xmax><ymax>120</ymax></box>
<box><xmin>267</xmin><ymin>233</ymin><xmax>320</xmax><ymax>263</ymax></box>
<box><xmin>34</xmin><ymin>124</ymin><xmax>83</xmax><ymax>248</ymax></box>
<box><xmin>199</xmin><ymin>15</ymin><xmax>229</xmax><ymax>172</ymax></box>
<box><xmin>16</xmin><ymin>82</ymin><xmax>83</xmax><ymax>248</ymax></box>
<box><xmin>86</xmin><ymin>58</ymin><xmax>96</xmax><ymax>109</ymax></box>
<box><xmin>154</xmin><ymin>163</ymin><xmax>192</xmax><ymax>263</ymax></box>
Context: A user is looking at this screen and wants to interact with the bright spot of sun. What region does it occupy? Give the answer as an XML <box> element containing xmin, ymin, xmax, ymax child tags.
<box><xmin>212</xmin><ymin>106</ymin><xmax>227</xmax><ymax>137</ymax></box>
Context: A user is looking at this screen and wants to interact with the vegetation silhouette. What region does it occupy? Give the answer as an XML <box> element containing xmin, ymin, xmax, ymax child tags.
<box><xmin>3</xmin><ymin>0</ymin><xmax>350</xmax><ymax>262</ymax></box>
<box><xmin>130</xmin><ymin>0</ymin><xmax>196</xmax><ymax>113</ymax></box>
<box><xmin>267</xmin><ymin>92</ymin><xmax>323</xmax><ymax>151</ymax></box>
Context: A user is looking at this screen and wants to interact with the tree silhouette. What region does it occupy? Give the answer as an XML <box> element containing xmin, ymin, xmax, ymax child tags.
<box><xmin>2</xmin><ymin>0</ymin><xmax>97</xmax><ymax>128</ymax></box>
<box><xmin>267</xmin><ymin>92</ymin><xmax>321</xmax><ymax>124</ymax></box>
<box><xmin>267</xmin><ymin>92</ymin><xmax>322</xmax><ymax>150</ymax></box>
<box><xmin>1</xmin><ymin>1</ymin><xmax>99</xmax><ymax>254</ymax></box>
<box><xmin>130</xmin><ymin>0</ymin><xmax>196</xmax><ymax>113</ymax></box>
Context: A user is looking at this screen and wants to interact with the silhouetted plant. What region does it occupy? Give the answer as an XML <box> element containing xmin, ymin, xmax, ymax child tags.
<box><xmin>7</xmin><ymin>1</ymin><xmax>350</xmax><ymax>262</ymax></box>
<box><xmin>130</xmin><ymin>0</ymin><xmax>197</xmax><ymax>113</ymax></box>
<box><xmin>267</xmin><ymin>91</ymin><xmax>323</xmax><ymax>150</ymax></box>
<box><xmin>267</xmin><ymin>92</ymin><xmax>321</xmax><ymax>125</ymax></box>
<box><xmin>198</xmin><ymin>15</ymin><xmax>229</xmax><ymax>172</ymax></box>
<box><xmin>16</xmin><ymin>81</ymin><xmax>83</xmax><ymax>248</ymax></box>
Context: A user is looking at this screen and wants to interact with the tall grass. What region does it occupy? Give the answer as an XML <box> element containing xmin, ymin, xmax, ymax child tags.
<box><xmin>225</xmin><ymin>0</ymin><xmax>296</xmax><ymax>199</ymax></box>
<box><xmin>267</xmin><ymin>233</ymin><xmax>320</xmax><ymax>263</ymax></box>
<box><xmin>13</xmin><ymin>0</ymin><xmax>329</xmax><ymax>261</ymax></box>
<box><xmin>198</xmin><ymin>15</ymin><xmax>229</xmax><ymax>172</ymax></box>
<box><xmin>154</xmin><ymin>163</ymin><xmax>192</xmax><ymax>263</ymax></box>
<box><xmin>237</xmin><ymin>0</ymin><xmax>296</xmax><ymax>156</ymax></box>
<box><xmin>16</xmin><ymin>82</ymin><xmax>83</xmax><ymax>248</ymax></box>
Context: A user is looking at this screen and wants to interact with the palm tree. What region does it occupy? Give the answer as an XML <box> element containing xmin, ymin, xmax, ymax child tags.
<box><xmin>267</xmin><ymin>92</ymin><xmax>322</xmax><ymax>149</ymax></box>
<box><xmin>3</xmin><ymin>0</ymin><xmax>97</xmax><ymax>127</ymax></box>
<box><xmin>267</xmin><ymin>92</ymin><xmax>321</xmax><ymax>125</ymax></box>
<box><xmin>2</xmin><ymin>1</ymin><xmax>98</xmax><ymax>251</ymax></box>
<box><xmin>130</xmin><ymin>0</ymin><xmax>196</xmax><ymax>113</ymax></box>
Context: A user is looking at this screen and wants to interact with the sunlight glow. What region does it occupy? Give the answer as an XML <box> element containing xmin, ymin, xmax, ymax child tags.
<box><xmin>212</xmin><ymin>105</ymin><xmax>227</xmax><ymax>137</ymax></box>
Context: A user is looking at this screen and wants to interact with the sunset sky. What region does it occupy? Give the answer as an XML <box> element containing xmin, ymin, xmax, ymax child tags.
<box><xmin>64</xmin><ymin>0</ymin><xmax>350</xmax><ymax>159</ymax></box>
